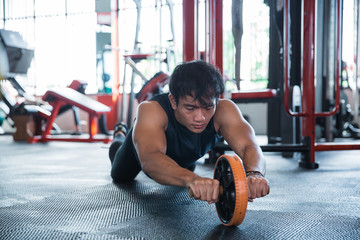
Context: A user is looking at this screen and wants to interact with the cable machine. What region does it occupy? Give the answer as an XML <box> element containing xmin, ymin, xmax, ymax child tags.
<box><xmin>184</xmin><ymin>0</ymin><xmax>360</xmax><ymax>168</ymax></box>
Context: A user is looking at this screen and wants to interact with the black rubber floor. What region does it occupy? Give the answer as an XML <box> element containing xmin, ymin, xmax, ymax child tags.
<box><xmin>0</xmin><ymin>135</ymin><xmax>359</xmax><ymax>239</ymax></box>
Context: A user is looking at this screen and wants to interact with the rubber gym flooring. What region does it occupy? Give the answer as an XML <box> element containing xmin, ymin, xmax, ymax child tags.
<box><xmin>0</xmin><ymin>134</ymin><xmax>359</xmax><ymax>240</ymax></box>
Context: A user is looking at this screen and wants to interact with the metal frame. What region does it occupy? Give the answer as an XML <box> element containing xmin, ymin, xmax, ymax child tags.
<box><xmin>185</xmin><ymin>0</ymin><xmax>360</xmax><ymax>168</ymax></box>
<box><xmin>29</xmin><ymin>88</ymin><xmax>111</xmax><ymax>144</ymax></box>
<box><xmin>183</xmin><ymin>0</ymin><xmax>223</xmax><ymax>73</ymax></box>
<box><xmin>284</xmin><ymin>0</ymin><xmax>360</xmax><ymax>168</ymax></box>
<box><xmin>183</xmin><ymin>0</ymin><xmax>199</xmax><ymax>62</ymax></box>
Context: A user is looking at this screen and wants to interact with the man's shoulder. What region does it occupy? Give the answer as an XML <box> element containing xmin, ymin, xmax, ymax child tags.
<box><xmin>149</xmin><ymin>93</ymin><xmax>169</xmax><ymax>103</ymax></box>
<box><xmin>138</xmin><ymin>100</ymin><xmax>168</xmax><ymax>120</ymax></box>
<box><xmin>139</xmin><ymin>99</ymin><xmax>164</xmax><ymax>112</ymax></box>
<box><xmin>214</xmin><ymin>99</ymin><xmax>239</xmax><ymax>123</ymax></box>
<box><xmin>216</xmin><ymin>99</ymin><xmax>237</xmax><ymax>111</ymax></box>
<box><xmin>135</xmin><ymin>100</ymin><xmax>168</xmax><ymax>131</ymax></box>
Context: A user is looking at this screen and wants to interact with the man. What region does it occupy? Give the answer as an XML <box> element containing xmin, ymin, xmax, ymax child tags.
<box><xmin>109</xmin><ymin>60</ymin><xmax>269</xmax><ymax>204</ymax></box>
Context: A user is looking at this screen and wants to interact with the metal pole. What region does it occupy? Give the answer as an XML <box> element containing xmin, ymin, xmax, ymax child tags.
<box><xmin>111</xmin><ymin>0</ymin><xmax>120</xmax><ymax>122</ymax></box>
<box><xmin>183</xmin><ymin>0</ymin><xmax>198</xmax><ymax>62</ymax></box>
<box><xmin>300</xmin><ymin>0</ymin><xmax>318</xmax><ymax>168</ymax></box>
<box><xmin>2</xmin><ymin>0</ymin><xmax>5</xmax><ymax>27</ymax></box>
<box><xmin>355</xmin><ymin>0</ymin><xmax>360</xmax><ymax>124</ymax></box>
<box><xmin>167</xmin><ymin>0</ymin><xmax>178</xmax><ymax>67</ymax></box>
<box><xmin>215</xmin><ymin>0</ymin><xmax>223</xmax><ymax>73</ymax></box>
<box><xmin>157</xmin><ymin>0</ymin><xmax>162</xmax><ymax>72</ymax></box>
<box><xmin>121</xmin><ymin>61</ymin><xmax>127</xmax><ymax>122</ymax></box>
<box><xmin>205</xmin><ymin>0</ymin><xmax>223</xmax><ymax>73</ymax></box>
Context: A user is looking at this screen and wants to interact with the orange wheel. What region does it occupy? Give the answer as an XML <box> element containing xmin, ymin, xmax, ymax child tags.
<box><xmin>213</xmin><ymin>154</ymin><xmax>248</xmax><ymax>226</ymax></box>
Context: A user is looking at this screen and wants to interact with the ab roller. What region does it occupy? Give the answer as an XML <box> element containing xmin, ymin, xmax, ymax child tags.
<box><xmin>189</xmin><ymin>154</ymin><xmax>249</xmax><ymax>226</ymax></box>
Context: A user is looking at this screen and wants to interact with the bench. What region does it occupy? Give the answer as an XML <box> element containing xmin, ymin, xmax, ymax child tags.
<box><xmin>0</xmin><ymin>78</ymin><xmax>53</xmax><ymax>140</ymax></box>
<box><xmin>29</xmin><ymin>88</ymin><xmax>111</xmax><ymax>143</ymax></box>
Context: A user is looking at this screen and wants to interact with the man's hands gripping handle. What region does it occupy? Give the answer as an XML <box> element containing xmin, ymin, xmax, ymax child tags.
<box><xmin>187</xmin><ymin>177</ymin><xmax>221</xmax><ymax>204</ymax></box>
<box><xmin>187</xmin><ymin>174</ymin><xmax>270</xmax><ymax>203</ymax></box>
<box><xmin>246</xmin><ymin>171</ymin><xmax>270</xmax><ymax>202</ymax></box>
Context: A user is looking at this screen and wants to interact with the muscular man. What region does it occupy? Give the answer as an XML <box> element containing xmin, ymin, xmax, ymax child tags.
<box><xmin>109</xmin><ymin>60</ymin><xmax>269</xmax><ymax>203</ymax></box>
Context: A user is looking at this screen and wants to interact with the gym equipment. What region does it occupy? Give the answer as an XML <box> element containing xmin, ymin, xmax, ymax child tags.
<box><xmin>214</xmin><ymin>155</ymin><xmax>248</xmax><ymax>226</ymax></box>
<box><xmin>0</xmin><ymin>29</ymin><xmax>34</xmax><ymax>75</ymax></box>
<box><xmin>0</xmin><ymin>29</ymin><xmax>99</xmax><ymax>140</ymax></box>
<box><xmin>189</xmin><ymin>155</ymin><xmax>248</xmax><ymax>226</ymax></box>
<box><xmin>188</xmin><ymin>0</ymin><xmax>360</xmax><ymax>168</ymax></box>
<box><xmin>120</xmin><ymin>53</ymin><xmax>170</xmax><ymax>127</ymax></box>
<box><xmin>0</xmin><ymin>79</ymin><xmax>51</xmax><ymax>140</ymax></box>
<box><xmin>135</xmin><ymin>71</ymin><xmax>170</xmax><ymax>103</ymax></box>
<box><xmin>0</xmin><ymin>83</ymin><xmax>51</xmax><ymax>140</ymax></box>
<box><xmin>109</xmin><ymin>1</ymin><xmax>176</xmax><ymax>128</ymax></box>
<box><xmin>0</xmin><ymin>77</ymin><xmax>102</xmax><ymax>140</ymax></box>
<box><xmin>121</xmin><ymin>53</ymin><xmax>153</xmax><ymax>127</ymax></box>
<box><xmin>29</xmin><ymin>88</ymin><xmax>111</xmax><ymax>143</ymax></box>
<box><xmin>230</xmin><ymin>89</ymin><xmax>277</xmax><ymax>103</ymax></box>
<box><xmin>58</xmin><ymin>80</ymin><xmax>87</xmax><ymax>135</ymax></box>
<box><xmin>283</xmin><ymin>0</ymin><xmax>360</xmax><ymax>167</ymax></box>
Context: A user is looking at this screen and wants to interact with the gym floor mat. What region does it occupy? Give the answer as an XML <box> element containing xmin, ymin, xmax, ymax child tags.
<box><xmin>0</xmin><ymin>135</ymin><xmax>359</xmax><ymax>239</ymax></box>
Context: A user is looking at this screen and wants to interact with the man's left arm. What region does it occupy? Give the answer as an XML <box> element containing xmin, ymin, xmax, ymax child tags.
<box><xmin>214</xmin><ymin>99</ymin><xmax>270</xmax><ymax>201</ymax></box>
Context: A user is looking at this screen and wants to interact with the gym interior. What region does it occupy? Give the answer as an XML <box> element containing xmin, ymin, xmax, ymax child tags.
<box><xmin>0</xmin><ymin>0</ymin><xmax>359</xmax><ymax>239</ymax></box>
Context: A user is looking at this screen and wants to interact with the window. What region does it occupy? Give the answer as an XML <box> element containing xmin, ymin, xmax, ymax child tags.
<box><xmin>223</xmin><ymin>0</ymin><xmax>269</xmax><ymax>90</ymax></box>
<box><xmin>1</xmin><ymin>0</ymin><xmax>270</xmax><ymax>96</ymax></box>
<box><xmin>2</xmin><ymin>0</ymin><xmax>96</xmax><ymax>95</ymax></box>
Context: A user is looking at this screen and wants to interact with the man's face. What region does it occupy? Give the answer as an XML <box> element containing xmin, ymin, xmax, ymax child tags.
<box><xmin>169</xmin><ymin>94</ymin><xmax>216</xmax><ymax>133</ymax></box>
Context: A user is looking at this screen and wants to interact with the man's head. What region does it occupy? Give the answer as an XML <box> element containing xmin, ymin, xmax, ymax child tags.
<box><xmin>169</xmin><ymin>60</ymin><xmax>224</xmax><ymax>106</ymax></box>
<box><xmin>168</xmin><ymin>60</ymin><xmax>224</xmax><ymax>133</ymax></box>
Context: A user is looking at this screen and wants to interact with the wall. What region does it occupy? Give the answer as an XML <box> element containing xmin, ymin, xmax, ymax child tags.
<box><xmin>236</xmin><ymin>102</ymin><xmax>267</xmax><ymax>135</ymax></box>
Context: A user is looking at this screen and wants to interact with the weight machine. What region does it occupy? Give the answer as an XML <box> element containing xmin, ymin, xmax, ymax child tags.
<box><xmin>184</xmin><ymin>0</ymin><xmax>360</xmax><ymax>168</ymax></box>
<box><xmin>110</xmin><ymin>0</ymin><xmax>177</xmax><ymax>128</ymax></box>
<box><xmin>0</xmin><ymin>29</ymin><xmax>111</xmax><ymax>142</ymax></box>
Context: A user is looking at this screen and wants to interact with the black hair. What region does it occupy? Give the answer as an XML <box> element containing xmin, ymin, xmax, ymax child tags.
<box><xmin>169</xmin><ymin>60</ymin><xmax>224</xmax><ymax>106</ymax></box>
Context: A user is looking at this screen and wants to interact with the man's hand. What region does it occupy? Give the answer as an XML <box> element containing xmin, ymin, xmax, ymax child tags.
<box><xmin>188</xmin><ymin>177</ymin><xmax>220</xmax><ymax>204</ymax></box>
<box><xmin>246</xmin><ymin>172</ymin><xmax>270</xmax><ymax>202</ymax></box>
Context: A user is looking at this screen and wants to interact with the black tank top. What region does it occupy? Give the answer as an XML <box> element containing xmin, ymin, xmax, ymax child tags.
<box><xmin>150</xmin><ymin>94</ymin><xmax>221</xmax><ymax>168</ymax></box>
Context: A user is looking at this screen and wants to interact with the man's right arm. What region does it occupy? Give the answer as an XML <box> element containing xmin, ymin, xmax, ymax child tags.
<box><xmin>132</xmin><ymin>101</ymin><xmax>220</xmax><ymax>203</ymax></box>
<box><xmin>133</xmin><ymin>101</ymin><xmax>196</xmax><ymax>186</ymax></box>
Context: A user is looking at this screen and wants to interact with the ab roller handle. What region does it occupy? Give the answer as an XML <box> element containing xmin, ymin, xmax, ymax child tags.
<box><xmin>188</xmin><ymin>186</ymin><xmax>224</xmax><ymax>198</ymax></box>
<box><xmin>189</xmin><ymin>176</ymin><xmax>270</xmax><ymax>199</ymax></box>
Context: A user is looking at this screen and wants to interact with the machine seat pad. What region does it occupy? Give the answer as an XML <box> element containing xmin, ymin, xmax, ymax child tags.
<box><xmin>231</xmin><ymin>89</ymin><xmax>277</xmax><ymax>100</ymax></box>
<box><xmin>42</xmin><ymin>88</ymin><xmax>110</xmax><ymax>115</ymax></box>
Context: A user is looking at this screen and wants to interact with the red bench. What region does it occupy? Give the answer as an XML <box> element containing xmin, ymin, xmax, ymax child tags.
<box><xmin>29</xmin><ymin>88</ymin><xmax>111</xmax><ymax>143</ymax></box>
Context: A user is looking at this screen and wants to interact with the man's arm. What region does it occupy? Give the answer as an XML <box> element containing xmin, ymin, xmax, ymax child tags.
<box><xmin>214</xmin><ymin>99</ymin><xmax>270</xmax><ymax>201</ymax></box>
<box><xmin>133</xmin><ymin>101</ymin><xmax>220</xmax><ymax>203</ymax></box>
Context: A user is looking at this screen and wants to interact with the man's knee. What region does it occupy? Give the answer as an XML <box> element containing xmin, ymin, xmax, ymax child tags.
<box><xmin>111</xmin><ymin>170</ymin><xmax>134</xmax><ymax>183</ymax></box>
<box><xmin>111</xmin><ymin>166</ymin><xmax>139</xmax><ymax>183</ymax></box>
<box><xmin>109</xmin><ymin>140</ymin><xmax>123</xmax><ymax>163</ymax></box>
